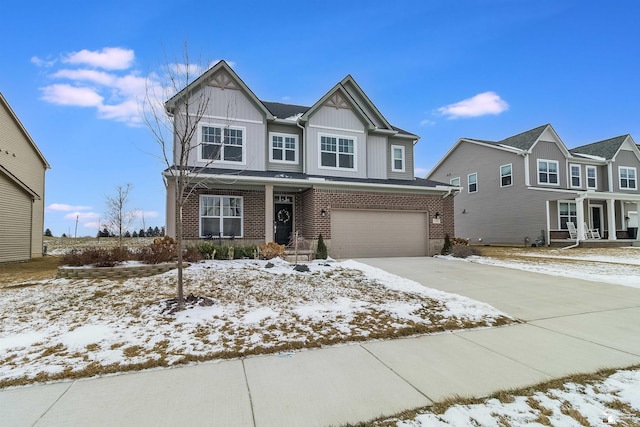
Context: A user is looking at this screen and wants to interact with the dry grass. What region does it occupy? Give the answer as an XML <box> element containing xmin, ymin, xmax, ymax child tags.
<box><xmin>0</xmin><ymin>256</ymin><xmax>61</xmax><ymax>287</ymax></box>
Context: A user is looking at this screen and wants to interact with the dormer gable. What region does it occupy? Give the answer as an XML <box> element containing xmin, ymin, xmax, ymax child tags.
<box><xmin>571</xmin><ymin>134</ymin><xmax>640</xmax><ymax>162</ymax></box>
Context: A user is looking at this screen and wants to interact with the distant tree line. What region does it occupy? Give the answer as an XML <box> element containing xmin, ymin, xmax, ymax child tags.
<box><xmin>97</xmin><ymin>226</ymin><xmax>165</xmax><ymax>238</ymax></box>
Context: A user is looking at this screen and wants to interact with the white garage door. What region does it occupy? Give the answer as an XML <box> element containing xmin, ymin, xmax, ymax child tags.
<box><xmin>330</xmin><ymin>210</ymin><xmax>428</xmax><ymax>258</ymax></box>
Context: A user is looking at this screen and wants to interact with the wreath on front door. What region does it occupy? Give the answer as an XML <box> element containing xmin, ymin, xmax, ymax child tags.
<box><xmin>277</xmin><ymin>209</ymin><xmax>291</xmax><ymax>223</ymax></box>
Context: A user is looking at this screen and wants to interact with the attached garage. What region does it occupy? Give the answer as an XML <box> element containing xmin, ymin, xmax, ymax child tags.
<box><xmin>330</xmin><ymin>209</ymin><xmax>429</xmax><ymax>258</ymax></box>
<box><xmin>0</xmin><ymin>172</ymin><xmax>33</xmax><ymax>262</ymax></box>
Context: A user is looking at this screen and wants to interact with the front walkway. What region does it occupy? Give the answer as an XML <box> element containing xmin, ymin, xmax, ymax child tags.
<box><xmin>2</xmin><ymin>258</ymin><xmax>640</xmax><ymax>426</ymax></box>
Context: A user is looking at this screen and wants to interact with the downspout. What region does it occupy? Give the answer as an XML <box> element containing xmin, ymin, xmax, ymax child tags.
<box><xmin>296</xmin><ymin>120</ymin><xmax>306</xmax><ymax>174</ymax></box>
<box><xmin>561</xmin><ymin>193</ymin><xmax>587</xmax><ymax>250</ymax></box>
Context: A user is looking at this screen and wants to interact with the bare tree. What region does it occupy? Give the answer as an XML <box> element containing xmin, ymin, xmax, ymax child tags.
<box><xmin>142</xmin><ymin>45</ymin><xmax>216</xmax><ymax>311</ymax></box>
<box><xmin>103</xmin><ymin>183</ymin><xmax>135</xmax><ymax>246</ymax></box>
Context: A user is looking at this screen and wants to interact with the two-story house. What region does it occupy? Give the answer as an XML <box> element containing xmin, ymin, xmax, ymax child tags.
<box><xmin>427</xmin><ymin>124</ymin><xmax>640</xmax><ymax>246</ymax></box>
<box><xmin>163</xmin><ymin>60</ymin><xmax>455</xmax><ymax>258</ymax></box>
<box><xmin>0</xmin><ymin>92</ymin><xmax>50</xmax><ymax>262</ymax></box>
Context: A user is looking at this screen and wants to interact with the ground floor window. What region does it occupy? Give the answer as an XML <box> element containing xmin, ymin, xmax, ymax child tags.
<box><xmin>200</xmin><ymin>195</ymin><xmax>243</xmax><ymax>238</ymax></box>
<box><xmin>559</xmin><ymin>201</ymin><xmax>577</xmax><ymax>230</ymax></box>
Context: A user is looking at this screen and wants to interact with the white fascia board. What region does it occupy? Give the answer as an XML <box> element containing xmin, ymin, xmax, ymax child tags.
<box><xmin>570</xmin><ymin>152</ymin><xmax>607</xmax><ymax>162</ymax></box>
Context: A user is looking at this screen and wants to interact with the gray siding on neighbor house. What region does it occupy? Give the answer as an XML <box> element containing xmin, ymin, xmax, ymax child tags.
<box><xmin>266</xmin><ymin>123</ymin><xmax>303</xmax><ymax>173</ymax></box>
<box><xmin>613</xmin><ymin>149</ymin><xmax>640</xmax><ymax>192</ymax></box>
<box><xmin>305</xmin><ymin>105</ymin><xmax>367</xmax><ymax>178</ymax></box>
<box><xmin>529</xmin><ymin>140</ymin><xmax>567</xmax><ymax>188</ymax></box>
<box><xmin>366</xmin><ymin>134</ymin><xmax>387</xmax><ymax>179</ymax></box>
<box><xmin>0</xmin><ymin>172</ymin><xmax>32</xmax><ymax>262</ymax></box>
<box><xmin>387</xmin><ymin>138</ymin><xmax>414</xmax><ymax>180</ymax></box>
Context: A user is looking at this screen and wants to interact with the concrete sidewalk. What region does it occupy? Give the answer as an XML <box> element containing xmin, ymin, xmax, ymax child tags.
<box><xmin>2</xmin><ymin>257</ymin><xmax>640</xmax><ymax>426</ymax></box>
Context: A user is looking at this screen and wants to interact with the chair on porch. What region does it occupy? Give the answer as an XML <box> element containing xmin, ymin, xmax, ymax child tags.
<box><xmin>584</xmin><ymin>222</ymin><xmax>601</xmax><ymax>239</ymax></box>
<box><xmin>567</xmin><ymin>222</ymin><xmax>578</xmax><ymax>239</ymax></box>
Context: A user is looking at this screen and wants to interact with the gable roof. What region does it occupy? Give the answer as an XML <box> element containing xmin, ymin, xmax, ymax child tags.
<box><xmin>261</xmin><ymin>101</ymin><xmax>309</xmax><ymax>120</ymax></box>
<box><xmin>497</xmin><ymin>124</ymin><xmax>549</xmax><ymax>150</ymax></box>
<box><xmin>0</xmin><ymin>93</ymin><xmax>50</xmax><ymax>169</ymax></box>
<box><xmin>570</xmin><ymin>135</ymin><xmax>629</xmax><ymax>160</ymax></box>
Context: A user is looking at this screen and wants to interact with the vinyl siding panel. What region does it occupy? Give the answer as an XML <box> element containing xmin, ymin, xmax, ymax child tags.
<box><xmin>366</xmin><ymin>135</ymin><xmax>387</xmax><ymax>179</ymax></box>
<box><xmin>305</xmin><ymin>106</ymin><xmax>366</xmax><ymax>178</ymax></box>
<box><xmin>529</xmin><ymin>140</ymin><xmax>567</xmax><ymax>188</ymax></box>
<box><xmin>266</xmin><ymin>123</ymin><xmax>303</xmax><ymax>173</ymax></box>
<box><xmin>387</xmin><ymin>138</ymin><xmax>414</xmax><ymax>180</ymax></box>
<box><xmin>0</xmin><ymin>173</ymin><xmax>32</xmax><ymax>262</ymax></box>
<box><xmin>341</xmin><ymin>82</ymin><xmax>383</xmax><ymax>128</ymax></box>
<box><xmin>613</xmin><ymin>150</ymin><xmax>640</xmax><ymax>193</ymax></box>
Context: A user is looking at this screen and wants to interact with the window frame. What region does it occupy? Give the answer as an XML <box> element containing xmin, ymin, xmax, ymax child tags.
<box><xmin>619</xmin><ymin>166</ymin><xmax>637</xmax><ymax>190</ymax></box>
<box><xmin>586</xmin><ymin>165</ymin><xmax>597</xmax><ymax>189</ymax></box>
<box><xmin>558</xmin><ymin>200</ymin><xmax>577</xmax><ymax>230</ymax></box>
<box><xmin>391</xmin><ymin>144</ymin><xmax>406</xmax><ymax>172</ymax></box>
<box><xmin>569</xmin><ymin>163</ymin><xmax>582</xmax><ymax>188</ymax></box>
<box><xmin>199</xmin><ymin>195</ymin><xmax>244</xmax><ymax>238</ymax></box>
<box><xmin>468</xmin><ymin>172</ymin><xmax>478</xmax><ymax>193</ymax></box>
<box><xmin>269</xmin><ymin>132</ymin><xmax>299</xmax><ymax>164</ymax></box>
<box><xmin>450</xmin><ymin>177</ymin><xmax>461</xmax><ymax>187</ymax></box>
<box><xmin>197</xmin><ymin>124</ymin><xmax>246</xmax><ymax>165</ymax></box>
<box><xmin>537</xmin><ymin>159</ymin><xmax>560</xmax><ymax>186</ymax></box>
<box><xmin>500</xmin><ymin>163</ymin><xmax>512</xmax><ymax>187</ymax></box>
<box><xmin>318</xmin><ymin>133</ymin><xmax>357</xmax><ymax>171</ymax></box>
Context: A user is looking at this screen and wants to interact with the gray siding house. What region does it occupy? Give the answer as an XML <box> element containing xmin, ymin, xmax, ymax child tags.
<box><xmin>428</xmin><ymin>124</ymin><xmax>640</xmax><ymax>245</ymax></box>
<box><xmin>0</xmin><ymin>93</ymin><xmax>50</xmax><ymax>262</ymax></box>
<box><xmin>164</xmin><ymin>60</ymin><xmax>455</xmax><ymax>258</ymax></box>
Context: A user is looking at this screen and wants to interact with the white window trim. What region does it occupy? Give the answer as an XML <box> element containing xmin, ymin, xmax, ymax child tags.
<box><xmin>468</xmin><ymin>172</ymin><xmax>478</xmax><ymax>193</ymax></box>
<box><xmin>586</xmin><ymin>165</ymin><xmax>598</xmax><ymax>189</ymax></box>
<box><xmin>199</xmin><ymin>195</ymin><xmax>244</xmax><ymax>238</ymax></box>
<box><xmin>500</xmin><ymin>163</ymin><xmax>512</xmax><ymax>188</ymax></box>
<box><xmin>197</xmin><ymin>123</ymin><xmax>247</xmax><ymax>165</ymax></box>
<box><xmin>391</xmin><ymin>145</ymin><xmax>406</xmax><ymax>172</ymax></box>
<box><xmin>317</xmin><ymin>133</ymin><xmax>357</xmax><ymax>171</ymax></box>
<box><xmin>558</xmin><ymin>200</ymin><xmax>577</xmax><ymax>230</ymax></box>
<box><xmin>569</xmin><ymin>163</ymin><xmax>582</xmax><ymax>188</ymax></box>
<box><xmin>537</xmin><ymin>159</ymin><xmax>560</xmax><ymax>186</ymax></box>
<box><xmin>619</xmin><ymin>166</ymin><xmax>637</xmax><ymax>190</ymax></box>
<box><xmin>450</xmin><ymin>177</ymin><xmax>461</xmax><ymax>187</ymax></box>
<box><xmin>269</xmin><ymin>132</ymin><xmax>299</xmax><ymax>164</ymax></box>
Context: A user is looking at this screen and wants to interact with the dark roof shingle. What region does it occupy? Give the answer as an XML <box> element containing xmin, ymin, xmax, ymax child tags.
<box><xmin>570</xmin><ymin>135</ymin><xmax>628</xmax><ymax>160</ymax></box>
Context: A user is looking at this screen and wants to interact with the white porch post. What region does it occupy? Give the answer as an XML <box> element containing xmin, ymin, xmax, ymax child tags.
<box><xmin>576</xmin><ymin>198</ymin><xmax>586</xmax><ymax>240</ymax></box>
<box><xmin>265</xmin><ymin>185</ymin><xmax>274</xmax><ymax>242</ymax></box>
<box><xmin>636</xmin><ymin>202</ymin><xmax>640</xmax><ymax>241</ymax></box>
<box><xmin>607</xmin><ymin>198</ymin><xmax>617</xmax><ymax>240</ymax></box>
<box><xmin>545</xmin><ymin>200</ymin><xmax>550</xmax><ymax>245</ymax></box>
<box><xmin>166</xmin><ymin>178</ymin><xmax>176</xmax><ymax>239</ymax></box>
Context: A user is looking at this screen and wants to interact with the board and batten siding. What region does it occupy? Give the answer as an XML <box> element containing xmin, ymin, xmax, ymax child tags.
<box><xmin>529</xmin><ymin>140</ymin><xmax>567</xmax><ymax>187</ymax></box>
<box><xmin>181</xmin><ymin>84</ymin><xmax>267</xmax><ymax>171</ymax></box>
<box><xmin>366</xmin><ymin>134</ymin><xmax>387</xmax><ymax>179</ymax></box>
<box><xmin>305</xmin><ymin>105</ymin><xmax>367</xmax><ymax>178</ymax></box>
<box><xmin>387</xmin><ymin>138</ymin><xmax>414</xmax><ymax>180</ymax></box>
<box><xmin>266</xmin><ymin>123</ymin><xmax>303</xmax><ymax>173</ymax></box>
<box><xmin>0</xmin><ymin>172</ymin><xmax>32</xmax><ymax>262</ymax></box>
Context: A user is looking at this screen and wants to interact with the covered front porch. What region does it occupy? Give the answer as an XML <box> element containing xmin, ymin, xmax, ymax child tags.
<box><xmin>547</xmin><ymin>191</ymin><xmax>640</xmax><ymax>247</ymax></box>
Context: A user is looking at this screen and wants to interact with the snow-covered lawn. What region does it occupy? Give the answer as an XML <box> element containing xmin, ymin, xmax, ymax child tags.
<box><xmin>0</xmin><ymin>258</ymin><xmax>511</xmax><ymax>387</ymax></box>
<box><xmin>379</xmin><ymin>368</ymin><xmax>640</xmax><ymax>426</ymax></box>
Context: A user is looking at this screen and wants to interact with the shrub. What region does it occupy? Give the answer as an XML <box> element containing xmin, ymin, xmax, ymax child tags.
<box><xmin>183</xmin><ymin>246</ymin><xmax>203</xmax><ymax>263</ymax></box>
<box><xmin>214</xmin><ymin>245</ymin><xmax>229</xmax><ymax>260</ymax></box>
<box><xmin>196</xmin><ymin>242</ymin><xmax>217</xmax><ymax>259</ymax></box>
<box><xmin>441</xmin><ymin>234</ymin><xmax>453</xmax><ymax>255</ymax></box>
<box><xmin>316</xmin><ymin>234</ymin><xmax>328</xmax><ymax>259</ymax></box>
<box><xmin>452</xmin><ymin>237</ymin><xmax>469</xmax><ymax>246</ymax></box>
<box><xmin>138</xmin><ymin>238</ymin><xmax>177</xmax><ymax>264</ymax></box>
<box><xmin>259</xmin><ymin>242</ymin><xmax>285</xmax><ymax>259</ymax></box>
<box><xmin>451</xmin><ymin>245</ymin><xmax>482</xmax><ymax>258</ymax></box>
<box><xmin>61</xmin><ymin>247</ymin><xmax>132</xmax><ymax>267</ymax></box>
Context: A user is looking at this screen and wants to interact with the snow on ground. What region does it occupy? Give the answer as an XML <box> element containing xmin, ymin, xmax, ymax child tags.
<box><xmin>0</xmin><ymin>258</ymin><xmax>511</xmax><ymax>386</ymax></box>
<box><xmin>387</xmin><ymin>368</ymin><xmax>640</xmax><ymax>426</ymax></box>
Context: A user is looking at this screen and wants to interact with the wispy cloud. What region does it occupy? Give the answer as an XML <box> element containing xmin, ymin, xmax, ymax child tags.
<box><xmin>63</xmin><ymin>47</ymin><xmax>135</xmax><ymax>70</ymax></box>
<box><xmin>131</xmin><ymin>210</ymin><xmax>160</xmax><ymax>220</ymax></box>
<box><xmin>438</xmin><ymin>91</ymin><xmax>509</xmax><ymax>119</ymax></box>
<box><xmin>41</xmin><ymin>84</ymin><xmax>103</xmax><ymax>107</ymax></box>
<box><xmin>420</xmin><ymin>119</ymin><xmax>436</xmax><ymax>126</ymax></box>
<box><xmin>64</xmin><ymin>212</ymin><xmax>100</xmax><ymax>222</ymax></box>
<box><xmin>46</xmin><ymin>203</ymin><xmax>92</xmax><ymax>212</ymax></box>
<box><xmin>414</xmin><ymin>167</ymin><xmax>428</xmax><ymax>177</ymax></box>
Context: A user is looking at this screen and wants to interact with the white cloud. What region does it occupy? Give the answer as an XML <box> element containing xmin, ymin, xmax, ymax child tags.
<box><xmin>41</xmin><ymin>84</ymin><xmax>103</xmax><ymax>107</ymax></box>
<box><xmin>131</xmin><ymin>210</ymin><xmax>160</xmax><ymax>220</ymax></box>
<box><xmin>31</xmin><ymin>56</ymin><xmax>56</xmax><ymax>68</ymax></box>
<box><xmin>420</xmin><ymin>119</ymin><xmax>436</xmax><ymax>126</ymax></box>
<box><xmin>64</xmin><ymin>212</ymin><xmax>100</xmax><ymax>222</ymax></box>
<box><xmin>438</xmin><ymin>91</ymin><xmax>509</xmax><ymax>119</ymax></box>
<box><xmin>83</xmin><ymin>221</ymin><xmax>101</xmax><ymax>230</ymax></box>
<box><xmin>64</xmin><ymin>47</ymin><xmax>135</xmax><ymax>70</ymax></box>
<box><xmin>414</xmin><ymin>167</ymin><xmax>428</xmax><ymax>177</ymax></box>
<box><xmin>46</xmin><ymin>203</ymin><xmax>92</xmax><ymax>212</ymax></box>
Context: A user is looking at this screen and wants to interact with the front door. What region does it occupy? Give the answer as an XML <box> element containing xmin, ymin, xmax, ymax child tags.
<box><xmin>274</xmin><ymin>203</ymin><xmax>293</xmax><ymax>245</ymax></box>
<box><xmin>590</xmin><ymin>205</ymin><xmax>602</xmax><ymax>234</ymax></box>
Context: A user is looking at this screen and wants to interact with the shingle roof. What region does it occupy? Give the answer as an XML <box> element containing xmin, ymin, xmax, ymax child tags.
<box><xmin>496</xmin><ymin>124</ymin><xmax>549</xmax><ymax>150</ymax></box>
<box><xmin>570</xmin><ymin>135</ymin><xmax>628</xmax><ymax>160</ymax></box>
<box><xmin>261</xmin><ymin>101</ymin><xmax>309</xmax><ymax>120</ymax></box>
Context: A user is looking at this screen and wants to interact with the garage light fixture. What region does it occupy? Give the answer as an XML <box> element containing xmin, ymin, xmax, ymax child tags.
<box><xmin>320</xmin><ymin>209</ymin><xmax>327</xmax><ymax>217</ymax></box>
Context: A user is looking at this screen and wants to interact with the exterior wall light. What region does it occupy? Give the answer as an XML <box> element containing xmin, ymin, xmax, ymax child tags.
<box><xmin>320</xmin><ymin>209</ymin><xmax>327</xmax><ymax>217</ymax></box>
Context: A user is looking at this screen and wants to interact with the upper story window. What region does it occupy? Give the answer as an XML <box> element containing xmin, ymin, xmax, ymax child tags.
<box><xmin>537</xmin><ymin>159</ymin><xmax>559</xmax><ymax>185</ymax></box>
<box><xmin>200</xmin><ymin>124</ymin><xmax>245</xmax><ymax>164</ymax></box>
<box><xmin>391</xmin><ymin>145</ymin><xmax>405</xmax><ymax>172</ymax></box>
<box><xmin>450</xmin><ymin>177</ymin><xmax>460</xmax><ymax>187</ymax></box>
<box><xmin>200</xmin><ymin>195</ymin><xmax>243</xmax><ymax>238</ymax></box>
<box><xmin>586</xmin><ymin>166</ymin><xmax>597</xmax><ymax>189</ymax></box>
<box><xmin>619</xmin><ymin>166</ymin><xmax>637</xmax><ymax>190</ymax></box>
<box><xmin>468</xmin><ymin>172</ymin><xmax>478</xmax><ymax>193</ymax></box>
<box><xmin>570</xmin><ymin>164</ymin><xmax>581</xmax><ymax>188</ymax></box>
<box><xmin>558</xmin><ymin>201</ymin><xmax>577</xmax><ymax>230</ymax></box>
<box><xmin>500</xmin><ymin>164</ymin><xmax>512</xmax><ymax>187</ymax></box>
<box><xmin>270</xmin><ymin>133</ymin><xmax>298</xmax><ymax>164</ymax></box>
<box><xmin>319</xmin><ymin>134</ymin><xmax>355</xmax><ymax>170</ymax></box>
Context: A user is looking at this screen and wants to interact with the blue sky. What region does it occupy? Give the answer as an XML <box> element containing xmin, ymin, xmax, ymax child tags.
<box><xmin>1</xmin><ymin>1</ymin><xmax>639</xmax><ymax>236</ymax></box>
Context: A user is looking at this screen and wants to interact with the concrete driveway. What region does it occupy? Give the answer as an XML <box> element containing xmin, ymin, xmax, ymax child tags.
<box><xmin>2</xmin><ymin>257</ymin><xmax>639</xmax><ymax>427</ymax></box>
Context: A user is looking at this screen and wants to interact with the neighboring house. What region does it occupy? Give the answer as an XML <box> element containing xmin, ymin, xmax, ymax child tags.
<box><xmin>0</xmin><ymin>93</ymin><xmax>50</xmax><ymax>262</ymax></box>
<box><xmin>427</xmin><ymin>124</ymin><xmax>640</xmax><ymax>245</ymax></box>
<box><xmin>164</xmin><ymin>60</ymin><xmax>454</xmax><ymax>258</ymax></box>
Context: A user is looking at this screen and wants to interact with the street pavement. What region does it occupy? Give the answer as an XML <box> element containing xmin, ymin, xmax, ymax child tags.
<box><xmin>2</xmin><ymin>256</ymin><xmax>639</xmax><ymax>426</ymax></box>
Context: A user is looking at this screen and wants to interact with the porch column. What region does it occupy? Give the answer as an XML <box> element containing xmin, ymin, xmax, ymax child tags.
<box><xmin>166</xmin><ymin>178</ymin><xmax>176</xmax><ymax>239</ymax></box>
<box><xmin>607</xmin><ymin>198</ymin><xmax>617</xmax><ymax>240</ymax></box>
<box><xmin>636</xmin><ymin>201</ymin><xmax>640</xmax><ymax>241</ymax></box>
<box><xmin>265</xmin><ymin>184</ymin><xmax>274</xmax><ymax>242</ymax></box>
<box><xmin>576</xmin><ymin>198</ymin><xmax>586</xmax><ymax>240</ymax></box>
